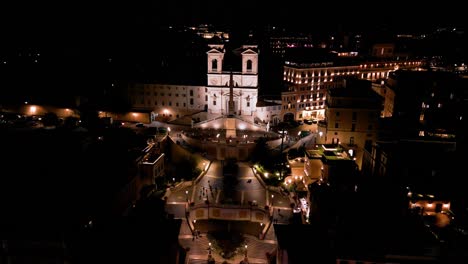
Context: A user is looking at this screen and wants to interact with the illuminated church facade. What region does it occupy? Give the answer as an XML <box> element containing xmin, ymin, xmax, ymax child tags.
<box><xmin>128</xmin><ymin>44</ymin><xmax>260</xmax><ymax>123</ymax></box>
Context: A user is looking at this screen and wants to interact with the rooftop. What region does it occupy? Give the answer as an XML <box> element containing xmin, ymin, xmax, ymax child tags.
<box><xmin>256</xmin><ymin>100</ymin><xmax>281</xmax><ymax>107</ymax></box>
<box><xmin>285</xmin><ymin>48</ymin><xmax>418</xmax><ymax>68</ymax></box>
<box><xmin>305</xmin><ymin>144</ymin><xmax>352</xmax><ymax>161</ymax></box>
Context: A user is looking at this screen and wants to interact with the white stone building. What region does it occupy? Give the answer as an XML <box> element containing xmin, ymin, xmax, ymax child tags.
<box><xmin>205</xmin><ymin>44</ymin><xmax>259</xmax><ymax>121</ymax></box>
<box><xmin>128</xmin><ymin>44</ymin><xmax>260</xmax><ymax>123</ymax></box>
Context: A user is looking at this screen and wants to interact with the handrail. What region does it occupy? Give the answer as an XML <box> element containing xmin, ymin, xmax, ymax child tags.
<box><xmin>190</xmin><ymin>203</ymin><xmax>268</xmax><ymax>213</ymax></box>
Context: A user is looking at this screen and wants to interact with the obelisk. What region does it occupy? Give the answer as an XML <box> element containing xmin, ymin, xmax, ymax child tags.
<box><xmin>225</xmin><ymin>71</ymin><xmax>236</xmax><ymax>138</ymax></box>
<box><xmin>228</xmin><ymin>71</ymin><xmax>235</xmax><ymax>116</ymax></box>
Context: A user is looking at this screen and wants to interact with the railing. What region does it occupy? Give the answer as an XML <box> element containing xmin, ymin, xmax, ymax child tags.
<box><xmin>191</xmin><ymin>203</ymin><xmax>268</xmax><ymax>212</ymax></box>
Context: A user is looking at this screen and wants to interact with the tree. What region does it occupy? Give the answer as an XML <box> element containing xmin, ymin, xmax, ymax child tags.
<box><xmin>250</xmin><ymin>137</ymin><xmax>269</xmax><ymax>164</ymax></box>
<box><xmin>173</xmin><ymin>156</ymin><xmax>201</xmax><ymax>181</ymax></box>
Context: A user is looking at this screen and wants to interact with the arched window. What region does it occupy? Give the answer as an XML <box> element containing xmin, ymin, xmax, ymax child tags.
<box><xmin>246</xmin><ymin>60</ymin><xmax>252</xmax><ymax>72</ymax></box>
<box><xmin>212</xmin><ymin>59</ymin><xmax>218</xmax><ymax>71</ymax></box>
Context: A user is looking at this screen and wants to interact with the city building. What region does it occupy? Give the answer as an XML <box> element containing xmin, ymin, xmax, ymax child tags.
<box><xmin>304</xmin><ymin>144</ymin><xmax>357</xmax><ymax>188</ymax></box>
<box><xmin>129</xmin><ymin>83</ymin><xmax>207</xmax><ymax>121</ymax></box>
<box><xmin>361</xmin><ymin>139</ymin><xmax>457</xmax><ymax>190</ymax></box>
<box><xmin>128</xmin><ymin>44</ymin><xmax>260</xmax><ymax>123</ymax></box>
<box><xmin>383</xmin><ymin>70</ymin><xmax>463</xmax><ymax>139</ymax></box>
<box><xmin>255</xmin><ymin>99</ymin><xmax>282</xmax><ymax>125</ymax></box>
<box><xmin>268</xmin><ymin>34</ymin><xmax>314</xmax><ymax>57</ymax></box>
<box><xmin>189</xmin><ymin>24</ymin><xmax>230</xmax><ymax>41</ymax></box>
<box><xmin>139</xmin><ymin>143</ymin><xmax>166</xmax><ymax>187</ymax></box>
<box><xmin>316</xmin><ymin>79</ymin><xmax>382</xmax><ymax>169</ymax></box>
<box><xmin>205</xmin><ymin>44</ymin><xmax>259</xmax><ymax>120</ymax></box>
<box><xmin>281</xmin><ymin>48</ymin><xmax>422</xmax><ymax>121</ymax></box>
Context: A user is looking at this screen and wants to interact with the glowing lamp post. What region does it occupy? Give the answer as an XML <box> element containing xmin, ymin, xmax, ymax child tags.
<box><xmin>207</xmin><ymin>242</ymin><xmax>214</xmax><ymax>263</ymax></box>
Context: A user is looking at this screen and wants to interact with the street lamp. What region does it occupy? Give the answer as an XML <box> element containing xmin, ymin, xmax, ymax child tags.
<box><xmin>279</xmin><ymin>125</ymin><xmax>285</xmax><ymax>181</ymax></box>
<box><xmin>271</xmin><ymin>194</ymin><xmax>274</xmax><ymax>206</ymax></box>
<box><xmin>208</xmin><ymin>242</ymin><xmax>212</xmax><ymax>255</ymax></box>
<box><xmin>185</xmin><ymin>190</ymin><xmax>189</xmax><ymax>202</ymax></box>
<box><xmin>243</xmin><ymin>244</ymin><xmax>248</xmax><ymax>262</ymax></box>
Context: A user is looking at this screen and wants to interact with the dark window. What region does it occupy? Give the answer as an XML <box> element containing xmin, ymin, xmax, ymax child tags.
<box><xmin>190</xmin><ymin>90</ymin><xmax>193</xmax><ymax>96</ymax></box>
<box><xmin>351</xmin><ymin>124</ymin><xmax>356</xmax><ymax>131</ymax></box>
<box><xmin>190</xmin><ymin>98</ymin><xmax>193</xmax><ymax>105</ymax></box>
<box><xmin>335</xmin><ymin>123</ymin><xmax>339</xmax><ymax>128</ymax></box>
<box><xmin>213</xmin><ymin>100</ymin><xmax>216</xmax><ymax>105</ymax></box>
<box><xmin>205</xmin><ymin>95</ymin><xmax>208</xmax><ymax>101</ymax></box>
<box><xmin>350</xmin><ymin>136</ymin><xmax>355</xmax><ymax>145</ymax></box>
<box><xmin>352</xmin><ymin>112</ymin><xmax>357</xmax><ymax>121</ymax></box>
<box><xmin>247</xmin><ymin>102</ymin><xmax>250</xmax><ymax>107</ymax></box>
<box><xmin>246</xmin><ymin>60</ymin><xmax>252</xmax><ymax>72</ymax></box>
<box><xmin>336</xmin><ymin>111</ymin><xmax>340</xmax><ymax>117</ymax></box>
<box><xmin>212</xmin><ymin>59</ymin><xmax>218</xmax><ymax>71</ymax></box>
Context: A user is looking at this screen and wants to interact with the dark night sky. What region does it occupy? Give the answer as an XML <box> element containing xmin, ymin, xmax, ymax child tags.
<box><xmin>1</xmin><ymin>1</ymin><xmax>465</xmax><ymax>45</ymax></box>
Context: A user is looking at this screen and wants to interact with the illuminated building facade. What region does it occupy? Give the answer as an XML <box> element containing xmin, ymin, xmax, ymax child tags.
<box><xmin>205</xmin><ymin>44</ymin><xmax>259</xmax><ymax>120</ymax></box>
<box><xmin>316</xmin><ymin>79</ymin><xmax>382</xmax><ymax>169</ymax></box>
<box><xmin>128</xmin><ymin>45</ymin><xmax>259</xmax><ymax>122</ymax></box>
<box><xmin>129</xmin><ymin>84</ymin><xmax>207</xmax><ymax>120</ymax></box>
<box><xmin>281</xmin><ymin>51</ymin><xmax>422</xmax><ymax>121</ymax></box>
